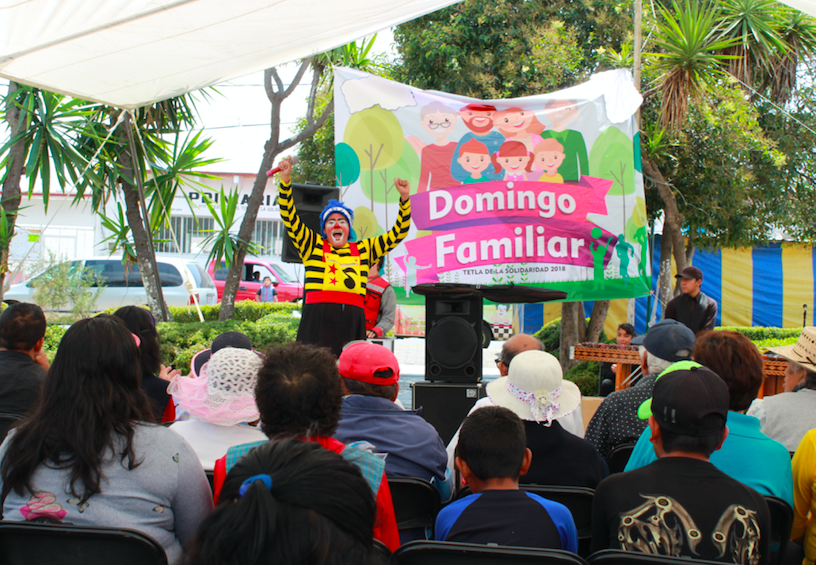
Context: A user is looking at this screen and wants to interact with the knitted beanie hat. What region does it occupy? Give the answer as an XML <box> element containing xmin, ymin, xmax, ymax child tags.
<box><xmin>169</xmin><ymin>347</ymin><xmax>262</xmax><ymax>426</ymax></box>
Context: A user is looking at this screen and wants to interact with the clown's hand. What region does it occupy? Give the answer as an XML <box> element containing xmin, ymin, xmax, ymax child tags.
<box><xmin>278</xmin><ymin>157</ymin><xmax>293</xmax><ymax>184</ymax></box>
<box><xmin>394</xmin><ymin>178</ymin><xmax>410</xmax><ymax>202</ymax></box>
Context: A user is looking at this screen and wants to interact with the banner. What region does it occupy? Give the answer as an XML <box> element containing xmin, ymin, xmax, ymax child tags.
<box><xmin>334</xmin><ymin>68</ymin><xmax>650</xmax><ymax>303</ymax></box>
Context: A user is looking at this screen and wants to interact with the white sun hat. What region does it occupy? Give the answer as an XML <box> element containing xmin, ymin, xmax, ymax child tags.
<box><xmin>486</xmin><ymin>349</ymin><xmax>581</xmax><ymax>425</ymax></box>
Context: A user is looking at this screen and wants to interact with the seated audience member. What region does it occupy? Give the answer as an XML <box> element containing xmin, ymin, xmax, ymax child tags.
<box><xmin>185</xmin><ymin>439</ymin><xmax>380</xmax><ymax>565</ymax></box>
<box><xmin>446</xmin><ymin>333</ymin><xmax>584</xmax><ymax>470</ymax></box>
<box><xmin>169</xmin><ymin>347</ymin><xmax>267</xmax><ymax>470</ymax></box>
<box><xmin>585</xmin><ymin>319</ymin><xmax>694</xmax><ymax>458</ymax></box>
<box><xmin>211</xmin><ymin>342</ymin><xmax>400</xmax><ymax>551</ymax></box>
<box><xmin>598</xmin><ymin>323</ymin><xmax>636</xmax><ymax>396</ymax></box>
<box><xmin>0</xmin><ymin>316</ymin><xmax>212</xmax><ymax>565</ymax></box>
<box><xmin>189</xmin><ymin>331</ymin><xmax>254</xmax><ymax>378</ymax></box>
<box><xmin>474</xmin><ymin>350</ymin><xmax>606</xmax><ymax>488</ymax></box>
<box><xmin>625</xmin><ymin>330</ymin><xmax>793</xmax><ymax>506</ymax></box>
<box><xmin>747</xmin><ymin>327</ymin><xmax>816</xmax><ymax>451</ymax></box>
<box><xmin>0</xmin><ymin>303</ymin><xmax>49</xmax><ymax>428</ymax></box>
<box><xmin>113</xmin><ymin>306</ymin><xmax>178</xmax><ymax>422</ymax></box>
<box><xmin>591</xmin><ymin>365</ymin><xmax>771</xmax><ymax>564</ymax></box>
<box><xmin>333</xmin><ymin>341</ymin><xmax>450</xmax><ymax>493</ymax></box>
<box><xmin>435</xmin><ymin>406</ymin><xmax>578</xmax><ymax>551</ymax></box>
<box><xmin>792</xmin><ymin>429</ymin><xmax>816</xmax><ymax>565</ymax></box>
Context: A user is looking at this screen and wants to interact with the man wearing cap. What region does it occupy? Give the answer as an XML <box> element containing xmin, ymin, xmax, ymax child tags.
<box><xmin>333</xmin><ymin>342</ymin><xmax>450</xmax><ymax>496</ymax></box>
<box><xmin>585</xmin><ymin>319</ymin><xmax>695</xmax><ymax>459</ymax></box>
<box><xmin>590</xmin><ymin>365</ymin><xmax>771</xmax><ymax>563</ymax></box>
<box><xmin>665</xmin><ymin>266</ymin><xmax>718</xmax><ymax>335</ymax></box>
<box><xmin>276</xmin><ymin>158</ymin><xmax>412</xmax><ymax>357</ymax></box>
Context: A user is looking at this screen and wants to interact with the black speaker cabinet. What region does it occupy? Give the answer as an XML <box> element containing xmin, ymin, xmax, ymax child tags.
<box><xmin>281</xmin><ymin>183</ymin><xmax>340</xmax><ymax>264</ymax></box>
<box><xmin>425</xmin><ymin>294</ymin><xmax>484</xmax><ymax>383</ymax></box>
<box><xmin>412</xmin><ymin>381</ymin><xmax>487</xmax><ymax>444</ymax></box>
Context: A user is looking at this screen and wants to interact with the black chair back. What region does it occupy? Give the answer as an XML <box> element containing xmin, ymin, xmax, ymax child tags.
<box><xmin>519</xmin><ymin>485</ymin><xmax>594</xmax><ymax>558</ymax></box>
<box><xmin>387</xmin><ymin>477</ymin><xmax>441</xmax><ymax>531</ymax></box>
<box><xmin>393</xmin><ymin>540</ymin><xmax>589</xmax><ymax>565</ymax></box>
<box><xmin>0</xmin><ymin>521</ymin><xmax>168</xmax><ymax>565</ymax></box>
<box><xmin>764</xmin><ymin>495</ymin><xmax>793</xmax><ymax>565</ymax></box>
<box><xmin>0</xmin><ymin>412</ymin><xmax>23</xmax><ymax>442</ymax></box>
<box><xmin>588</xmin><ymin>549</ymin><xmax>727</xmax><ymax>565</ymax></box>
<box><xmin>605</xmin><ymin>443</ymin><xmax>636</xmax><ymax>475</ymax></box>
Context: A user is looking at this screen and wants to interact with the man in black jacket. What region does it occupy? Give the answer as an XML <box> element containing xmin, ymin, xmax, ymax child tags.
<box><xmin>665</xmin><ymin>266</ymin><xmax>718</xmax><ymax>335</ymax></box>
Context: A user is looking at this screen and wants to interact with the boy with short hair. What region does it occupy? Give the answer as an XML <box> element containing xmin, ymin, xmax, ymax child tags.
<box><xmin>435</xmin><ymin>406</ymin><xmax>578</xmax><ymax>551</ymax></box>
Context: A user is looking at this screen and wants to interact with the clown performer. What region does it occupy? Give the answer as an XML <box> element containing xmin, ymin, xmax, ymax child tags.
<box><xmin>275</xmin><ymin>157</ymin><xmax>412</xmax><ymax>357</ymax></box>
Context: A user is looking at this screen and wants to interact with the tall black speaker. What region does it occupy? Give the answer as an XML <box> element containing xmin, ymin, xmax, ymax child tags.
<box><xmin>412</xmin><ymin>382</ymin><xmax>487</xmax><ymax>444</ymax></box>
<box><xmin>425</xmin><ymin>294</ymin><xmax>484</xmax><ymax>383</ymax></box>
<box><xmin>281</xmin><ymin>183</ymin><xmax>340</xmax><ymax>264</ymax></box>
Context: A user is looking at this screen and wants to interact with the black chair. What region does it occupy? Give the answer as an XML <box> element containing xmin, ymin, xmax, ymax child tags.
<box><xmin>204</xmin><ymin>470</ymin><xmax>215</xmax><ymax>496</ymax></box>
<box><xmin>388</xmin><ymin>477</ymin><xmax>442</xmax><ymax>531</ymax></box>
<box><xmin>0</xmin><ymin>412</ymin><xmax>23</xmax><ymax>442</ymax></box>
<box><xmin>605</xmin><ymin>443</ymin><xmax>636</xmax><ymax>475</ymax></box>
<box><xmin>0</xmin><ymin>521</ymin><xmax>168</xmax><ymax>565</ymax></box>
<box><xmin>588</xmin><ymin>549</ymin><xmax>727</xmax><ymax>565</ymax></box>
<box><xmin>393</xmin><ymin>540</ymin><xmax>589</xmax><ymax>565</ymax></box>
<box><xmin>764</xmin><ymin>495</ymin><xmax>793</xmax><ymax>565</ymax></box>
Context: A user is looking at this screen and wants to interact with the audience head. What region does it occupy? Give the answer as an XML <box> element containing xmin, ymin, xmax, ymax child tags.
<box><xmin>768</xmin><ymin>327</ymin><xmax>816</xmax><ymax>392</ymax></box>
<box><xmin>456</xmin><ymin>406</ymin><xmax>531</xmax><ymax>486</ymax></box>
<box><xmin>693</xmin><ymin>330</ymin><xmax>764</xmax><ymax>411</ymax></box>
<box><xmin>192</xmin><ymin>331</ymin><xmax>253</xmax><ymax>376</ymax></box>
<box><xmin>642</xmin><ymin>364</ymin><xmax>729</xmax><ymax>458</ymax></box>
<box><xmin>255</xmin><ymin>342</ymin><xmax>343</xmax><ymax>439</ymax></box>
<box><xmin>633</xmin><ymin>319</ymin><xmax>694</xmax><ymax>375</ymax></box>
<box><xmin>339</xmin><ymin>341</ymin><xmax>400</xmax><ymax>401</ymax></box>
<box><xmin>170</xmin><ymin>347</ymin><xmax>262</xmax><ymax>426</ymax></box>
<box><xmin>1</xmin><ymin>316</ymin><xmax>151</xmax><ymax>503</ymax></box>
<box><xmin>0</xmin><ymin>302</ymin><xmax>46</xmax><ymax>353</ymax></box>
<box><xmin>497</xmin><ymin>333</ymin><xmax>545</xmax><ymax>376</ymax></box>
<box><xmin>113</xmin><ymin>306</ymin><xmax>160</xmax><ymax>376</ymax></box>
<box><xmin>185</xmin><ymin>439</ymin><xmax>378</xmax><ymax>565</ymax></box>
<box><xmin>616</xmin><ymin>323</ymin><xmax>636</xmax><ymax>346</ymax></box>
<box><xmin>487</xmin><ymin>349</ymin><xmax>580</xmax><ymax>425</ymax></box>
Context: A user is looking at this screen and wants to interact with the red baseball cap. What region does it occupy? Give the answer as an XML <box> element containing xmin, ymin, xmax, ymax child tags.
<box><xmin>338</xmin><ymin>342</ymin><xmax>400</xmax><ymax>385</ymax></box>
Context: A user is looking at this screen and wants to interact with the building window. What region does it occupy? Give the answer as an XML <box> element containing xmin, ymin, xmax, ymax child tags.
<box><xmin>155</xmin><ymin>217</ymin><xmax>283</xmax><ymax>256</ymax></box>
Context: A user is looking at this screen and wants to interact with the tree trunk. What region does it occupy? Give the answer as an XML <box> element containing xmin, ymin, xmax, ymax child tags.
<box><xmin>559</xmin><ymin>302</ymin><xmax>586</xmax><ymax>372</ymax></box>
<box><xmin>118</xmin><ymin>138</ymin><xmax>167</xmax><ymax>322</ymax></box>
<box><xmin>587</xmin><ymin>300</ymin><xmax>610</xmax><ymax>343</ymax></box>
<box><xmin>642</xmin><ymin>155</ymin><xmax>687</xmax><ymax>276</ymax></box>
<box><xmin>0</xmin><ymin>82</ymin><xmax>27</xmax><ymax>302</ymax></box>
<box><xmin>658</xmin><ymin>229</ymin><xmax>673</xmax><ymax>315</ymax></box>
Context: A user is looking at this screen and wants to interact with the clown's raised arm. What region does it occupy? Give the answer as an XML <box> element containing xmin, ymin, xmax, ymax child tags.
<box><xmin>275</xmin><ymin>157</ymin><xmax>411</xmax><ymax>356</ymax></box>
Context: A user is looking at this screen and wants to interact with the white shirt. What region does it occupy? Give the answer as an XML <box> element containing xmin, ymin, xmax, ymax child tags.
<box><xmin>169</xmin><ymin>419</ymin><xmax>267</xmax><ymax>470</ymax></box>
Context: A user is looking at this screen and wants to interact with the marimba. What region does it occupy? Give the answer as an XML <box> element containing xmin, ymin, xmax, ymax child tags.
<box><xmin>570</xmin><ymin>342</ymin><xmax>789</xmax><ymax>397</ymax></box>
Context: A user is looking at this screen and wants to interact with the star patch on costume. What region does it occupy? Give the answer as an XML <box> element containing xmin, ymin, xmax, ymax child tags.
<box><xmin>330</xmin><ymin>278</ymin><xmax>337</xmax><ymax>285</ymax></box>
<box><xmin>329</xmin><ymin>264</ymin><xmax>338</xmax><ymax>274</ymax></box>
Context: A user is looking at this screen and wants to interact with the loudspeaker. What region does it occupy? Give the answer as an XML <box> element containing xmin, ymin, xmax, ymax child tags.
<box><xmin>412</xmin><ymin>382</ymin><xmax>487</xmax><ymax>444</ymax></box>
<box><xmin>425</xmin><ymin>294</ymin><xmax>484</xmax><ymax>383</ymax></box>
<box><xmin>281</xmin><ymin>183</ymin><xmax>340</xmax><ymax>264</ymax></box>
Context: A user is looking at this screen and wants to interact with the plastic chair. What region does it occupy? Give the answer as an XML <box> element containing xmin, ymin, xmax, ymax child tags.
<box><xmin>393</xmin><ymin>540</ymin><xmax>589</xmax><ymax>565</ymax></box>
<box><xmin>605</xmin><ymin>443</ymin><xmax>636</xmax><ymax>475</ymax></box>
<box><xmin>764</xmin><ymin>495</ymin><xmax>793</xmax><ymax>565</ymax></box>
<box><xmin>588</xmin><ymin>549</ymin><xmax>727</xmax><ymax>565</ymax></box>
<box><xmin>0</xmin><ymin>521</ymin><xmax>168</xmax><ymax>565</ymax></box>
<box><xmin>387</xmin><ymin>477</ymin><xmax>442</xmax><ymax>531</ymax></box>
<box><xmin>204</xmin><ymin>470</ymin><xmax>215</xmax><ymax>496</ymax></box>
<box><xmin>0</xmin><ymin>412</ymin><xmax>23</xmax><ymax>442</ymax></box>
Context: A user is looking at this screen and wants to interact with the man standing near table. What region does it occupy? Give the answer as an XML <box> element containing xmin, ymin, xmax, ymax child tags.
<box><xmin>665</xmin><ymin>266</ymin><xmax>718</xmax><ymax>335</ymax></box>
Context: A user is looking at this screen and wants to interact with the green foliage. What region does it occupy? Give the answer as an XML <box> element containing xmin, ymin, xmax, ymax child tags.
<box><xmin>535</xmin><ymin>317</ymin><xmax>563</xmax><ymax>355</ymax></box>
<box><xmin>30</xmin><ymin>257</ymin><xmax>104</xmax><ymax>318</ymax></box>
<box><xmin>565</xmin><ymin>361</ymin><xmax>600</xmax><ymax>397</ymax></box>
<box><xmin>100</xmin><ymin>301</ymin><xmax>300</xmax><ymax>323</ymax></box>
<box><xmin>393</xmin><ymin>0</ymin><xmax>625</xmax><ymax>98</ymax></box>
<box><xmin>200</xmin><ymin>188</ymin><xmax>263</xmax><ymax>269</ymax></box>
<box><xmin>716</xmin><ymin>325</ymin><xmax>801</xmax><ymax>342</ymax></box>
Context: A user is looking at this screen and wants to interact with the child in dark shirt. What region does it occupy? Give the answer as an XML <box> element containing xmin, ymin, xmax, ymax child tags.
<box><xmin>435</xmin><ymin>406</ymin><xmax>578</xmax><ymax>551</ymax></box>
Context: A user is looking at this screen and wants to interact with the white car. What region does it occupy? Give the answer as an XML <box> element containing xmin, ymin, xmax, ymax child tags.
<box><xmin>5</xmin><ymin>257</ymin><xmax>218</xmax><ymax>311</ymax></box>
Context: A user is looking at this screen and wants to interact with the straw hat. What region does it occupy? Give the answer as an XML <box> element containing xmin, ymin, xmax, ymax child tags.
<box><xmin>767</xmin><ymin>327</ymin><xmax>816</xmax><ymax>372</ymax></box>
<box><xmin>169</xmin><ymin>347</ymin><xmax>262</xmax><ymax>426</ymax></box>
<box><xmin>486</xmin><ymin>350</ymin><xmax>581</xmax><ymax>425</ymax></box>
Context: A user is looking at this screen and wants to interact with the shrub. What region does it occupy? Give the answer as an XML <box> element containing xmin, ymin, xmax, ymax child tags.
<box><xmin>565</xmin><ymin>361</ymin><xmax>599</xmax><ymax>398</ymax></box>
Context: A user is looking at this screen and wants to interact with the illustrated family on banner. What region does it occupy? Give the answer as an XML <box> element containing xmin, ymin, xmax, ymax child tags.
<box><xmin>333</xmin><ymin>68</ymin><xmax>651</xmax><ymax>303</ymax></box>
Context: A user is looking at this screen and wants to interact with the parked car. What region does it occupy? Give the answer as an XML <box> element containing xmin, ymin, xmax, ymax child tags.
<box><xmin>207</xmin><ymin>258</ymin><xmax>304</xmax><ymax>303</ymax></box>
<box><xmin>5</xmin><ymin>257</ymin><xmax>217</xmax><ymax>311</ymax></box>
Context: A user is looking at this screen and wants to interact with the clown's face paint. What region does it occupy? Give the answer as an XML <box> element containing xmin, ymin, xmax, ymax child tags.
<box><xmin>325</xmin><ymin>213</ymin><xmax>350</xmax><ymax>248</ymax></box>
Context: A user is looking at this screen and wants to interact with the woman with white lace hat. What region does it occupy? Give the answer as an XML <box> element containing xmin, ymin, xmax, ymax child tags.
<box><xmin>448</xmin><ymin>350</ymin><xmax>608</xmax><ymax>489</ymax></box>
<box><xmin>169</xmin><ymin>348</ymin><xmax>267</xmax><ymax>470</ymax></box>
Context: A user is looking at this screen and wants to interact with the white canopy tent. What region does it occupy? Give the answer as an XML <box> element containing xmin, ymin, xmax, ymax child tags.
<box><xmin>0</xmin><ymin>0</ymin><xmax>461</xmax><ymax>109</ymax></box>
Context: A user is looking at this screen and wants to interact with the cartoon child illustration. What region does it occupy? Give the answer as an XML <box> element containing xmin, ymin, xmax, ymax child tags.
<box><xmin>540</xmin><ymin>99</ymin><xmax>588</xmax><ymax>182</ymax></box>
<box><xmin>450</xmin><ymin>104</ymin><xmax>506</xmax><ymax>183</ymax></box>
<box><xmin>415</xmin><ymin>101</ymin><xmax>461</xmax><ymax>192</ymax></box>
<box><xmin>532</xmin><ymin>138</ymin><xmax>566</xmax><ymax>183</ymax></box>
<box><xmin>491</xmin><ymin>141</ymin><xmax>532</xmax><ymax>182</ymax></box>
<box><xmin>456</xmin><ymin>139</ymin><xmax>492</xmax><ymax>184</ymax></box>
<box><xmin>493</xmin><ymin>107</ymin><xmax>545</xmax><ymax>151</ymax></box>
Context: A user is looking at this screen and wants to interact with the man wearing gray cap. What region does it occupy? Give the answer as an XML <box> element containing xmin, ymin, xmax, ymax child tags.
<box><xmin>585</xmin><ymin>319</ymin><xmax>695</xmax><ymax>458</ymax></box>
<box><xmin>590</xmin><ymin>364</ymin><xmax>771</xmax><ymax>564</ymax></box>
<box><xmin>665</xmin><ymin>266</ymin><xmax>718</xmax><ymax>335</ymax></box>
